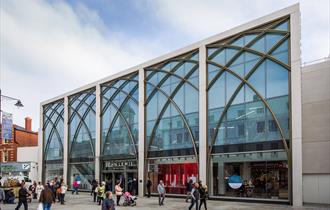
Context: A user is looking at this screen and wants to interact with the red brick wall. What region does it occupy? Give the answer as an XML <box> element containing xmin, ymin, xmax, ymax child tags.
<box><xmin>0</xmin><ymin>124</ymin><xmax>38</xmax><ymax>162</ymax></box>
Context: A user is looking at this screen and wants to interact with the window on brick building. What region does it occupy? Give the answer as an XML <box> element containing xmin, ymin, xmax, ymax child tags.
<box><xmin>3</xmin><ymin>151</ymin><xmax>8</xmax><ymax>162</ymax></box>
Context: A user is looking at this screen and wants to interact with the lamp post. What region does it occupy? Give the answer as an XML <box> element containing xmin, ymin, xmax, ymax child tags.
<box><xmin>0</xmin><ymin>89</ymin><xmax>24</xmax><ymax>177</ymax></box>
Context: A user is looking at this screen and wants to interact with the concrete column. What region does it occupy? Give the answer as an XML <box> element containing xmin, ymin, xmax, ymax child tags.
<box><xmin>95</xmin><ymin>85</ymin><xmax>101</xmax><ymax>181</ymax></box>
<box><xmin>138</xmin><ymin>69</ymin><xmax>145</xmax><ymax>197</ymax></box>
<box><xmin>63</xmin><ymin>96</ymin><xmax>69</xmax><ymax>185</ymax></box>
<box><xmin>199</xmin><ymin>45</ymin><xmax>208</xmax><ymax>184</ymax></box>
<box><xmin>290</xmin><ymin>8</ymin><xmax>303</xmax><ymax>207</ymax></box>
<box><xmin>38</xmin><ymin>106</ymin><xmax>43</xmax><ymax>182</ymax></box>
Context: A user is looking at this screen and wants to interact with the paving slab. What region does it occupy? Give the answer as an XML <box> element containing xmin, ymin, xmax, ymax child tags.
<box><xmin>1</xmin><ymin>192</ymin><xmax>329</xmax><ymax>210</ymax></box>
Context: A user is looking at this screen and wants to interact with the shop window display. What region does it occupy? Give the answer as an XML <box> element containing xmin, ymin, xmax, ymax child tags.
<box><xmin>212</xmin><ymin>151</ymin><xmax>288</xmax><ymax>199</ymax></box>
<box><xmin>148</xmin><ymin>158</ymin><xmax>198</xmax><ymax>194</ymax></box>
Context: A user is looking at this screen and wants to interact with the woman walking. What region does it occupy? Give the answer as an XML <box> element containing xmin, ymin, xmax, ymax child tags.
<box><xmin>189</xmin><ymin>183</ymin><xmax>200</xmax><ymax>210</ymax></box>
<box><xmin>115</xmin><ymin>181</ymin><xmax>123</xmax><ymax>206</ymax></box>
<box><xmin>199</xmin><ymin>181</ymin><xmax>208</xmax><ymax>210</ymax></box>
<box><xmin>60</xmin><ymin>182</ymin><xmax>67</xmax><ymax>205</ymax></box>
<box><xmin>36</xmin><ymin>182</ymin><xmax>44</xmax><ymax>200</ymax></box>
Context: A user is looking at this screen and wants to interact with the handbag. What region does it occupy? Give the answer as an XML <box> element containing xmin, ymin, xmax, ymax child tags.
<box><xmin>37</xmin><ymin>203</ymin><xmax>43</xmax><ymax>210</ymax></box>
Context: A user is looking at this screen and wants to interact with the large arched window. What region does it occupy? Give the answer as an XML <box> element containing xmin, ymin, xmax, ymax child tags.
<box><xmin>146</xmin><ymin>50</ymin><xmax>199</xmax><ymax>158</ymax></box>
<box><xmin>145</xmin><ymin>51</ymin><xmax>199</xmax><ymax>195</ymax></box>
<box><xmin>68</xmin><ymin>88</ymin><xmax>96</xmax><ymax>190</ymax></box>
<box><xmin>101</xmin><ymin>72</ymin><xmax>139</xmax><ymax>159</ymax></box>
<box><xmin>208</xmin><ymin>16</ymin><xmax>290</xmax><ymax>199</ymax></box>
<box><xmin>43</xmin><ymin>99</ymin><xmax>64</xmax><ymax>181</ymax></box>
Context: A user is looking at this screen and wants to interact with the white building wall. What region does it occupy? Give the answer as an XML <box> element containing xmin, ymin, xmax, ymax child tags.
<box><xmin>302</xmin><ymin>60</ymin><xmax>330</xmax><ymax>204</ymax></box>
<box><xmin>17</xmin><ymin>146</ymin><xmax>39</xmax><ymax>162</ymax></box>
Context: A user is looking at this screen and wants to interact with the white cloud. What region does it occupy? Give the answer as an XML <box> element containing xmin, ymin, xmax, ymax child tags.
<box><xmin>0</xmin><ymin>0</ymin><xmax>157</xmax><ymax>129</ymax></box>
<box><xmin>1</xmin><ymin>0</ymin><xmax>329</xmax><ymax>130</ymax></box>
<box><xmin>150</xmin><ymin>0</ymin><xmax>330</xmax><ymax>62</ymax></box>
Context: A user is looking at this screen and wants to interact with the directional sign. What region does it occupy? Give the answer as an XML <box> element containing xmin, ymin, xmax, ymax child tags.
<box><xmin>22</xmin><ymin>163</ymin><xmax>30</xmax><ymax>170</ymax></box>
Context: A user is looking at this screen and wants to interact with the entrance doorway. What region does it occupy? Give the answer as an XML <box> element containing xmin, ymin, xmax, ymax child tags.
<box><xmin>102</xmin><ymin>171</ymin><xmax>138</xmax><ymax>194</ymax></box>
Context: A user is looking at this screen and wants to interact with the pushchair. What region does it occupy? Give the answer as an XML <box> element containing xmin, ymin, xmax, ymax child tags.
<box><xmin>122</xmin><ymin>191</ymin><xmax>137</xmax><ymax>206</ymax></box>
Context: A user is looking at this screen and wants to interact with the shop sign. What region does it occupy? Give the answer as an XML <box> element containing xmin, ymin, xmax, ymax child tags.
<box><xmin>1</xmin><ymin>162</ymin><xmax>31</xmax><ymax>172</ymax></box>
<box><xmin>103</xmin><ymin>160</ymin><xmax>137</xmax><ymax>170</ymax></box>
<box><xmin>228</xmin><ymin>175</ymin><xmax>243</xmax><ymax>189</ymax></box>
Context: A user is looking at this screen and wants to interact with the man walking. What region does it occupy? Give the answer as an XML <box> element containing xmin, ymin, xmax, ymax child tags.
<box><xmin>39</xmin><ymin>184</ymin><xmax>55</xmax><ymax>210</ymax></box>
<box><xmin>157</xmin><ymin>180</ymin><xmax>165</xmax><ymax>206</ymax></box>
<box><xmin>15</xmin><ymin>181</ymin><xmax>30</xmax><ymax>210</ymax></box>
<box><xmin>189</xmin><ymin>183</ymin><xmax>200</xmax><ymax>210</ymax></box>
<box><xmin>146</xmin><ymin>177</ymin><xmax>152</xmax><ymax>198</ymax></box>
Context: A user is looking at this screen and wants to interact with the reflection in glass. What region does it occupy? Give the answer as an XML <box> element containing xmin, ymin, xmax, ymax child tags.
<box><xmin>43</xmin><ymin>100</ymin><xmax>64</xmax><ymax>181</ymax></box>
<box><xmin>101</xmin><ymin>73</ymin><xmax>139</xmax><ymax>158</ymax></box>
<box><xmin>146</xmin><ymin>51</ymin><xmax>199</xmax><ymax>156</ymax></box>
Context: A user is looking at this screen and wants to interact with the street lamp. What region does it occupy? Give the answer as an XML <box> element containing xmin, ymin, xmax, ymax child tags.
<box><xmin>0</xmin><ymin>89</ymin><xmax>24</xmax><ymax>177</ymax></box>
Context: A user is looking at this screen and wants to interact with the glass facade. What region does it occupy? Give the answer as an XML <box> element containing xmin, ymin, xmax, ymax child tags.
<box><xmin>100</xmin><ymin>72</ymin><xmax>139</xmax><ymax>192</ymax></box>
<box><xmin>207</xmin><ymin>17</ymin><xmax>290</xmax><ymax>199</ymax></box>
<box><xmin>68</xmin><ymin>88</ymin><xmax>96</xmax><ymax>190</ymax></box>
<box><xmin>145</xmin><ymin>50</ymin><xmax>199</xmax><ymax>194</ymax></box>
<box><xmin>101</xmin><ymin>72</ymin><xmax>139</xmax><ymax>159</ymax></box>
<box><xmin>43</xmin><ymin>100</ymin><xmax>64</xmax><ymax>181</ymax></box>
<box><xmin>41</xmin><ymin>13</ymin><xmax>297</xmax><ymax>202</ymax></box>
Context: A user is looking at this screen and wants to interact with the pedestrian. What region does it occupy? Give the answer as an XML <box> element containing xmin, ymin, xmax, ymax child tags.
<box><xmin>72</xmin><ymin>179</ymin><xmax>79</xmax><ymax>195</ymax></box>
<box><xmin>92</xmin><ymin>180</ymin><xmax>98</xmax><ymax>202</ymax></box>
<box><xmin>198</xmin><ymin>181</ymin><xmax>207</xmax><ymax>210</ymax></box>
<box><xmin>105</xmin><ymin>179</ymin><xmax>112</xmax><ymax>192</ymax></box>
<box><xmin>132</xmin><ymin>178</ymin><xmax>138</xmax><ymax>196</ymax></box>
<box><xmin>146</xmin><ymin>177</ymin><xmax>152</xmax><ymax>198</ymax></box>
<box><xmin>186</xmin><ymin>179</ymin><xmax>193</xmax><ymax>202</ymax></box>
<box><xmin>39</xmin><ymin>184</ymin><xmax>55</xmax><ymax>210</ymax></box>
<box><xmin>189</xmin><ymin>183</ymin><xmax>200</xmax><ymax>210</ymax></box>
<box><xmin>102</xmin><ymin>191</ymin><xmax>116</xmax><ymax>210</ymax></box>
<box><xmin>36</xmin><ymin>181</ymin><xmax>44</xmax><ymax>200</ymax></box>
<box><xmin>97</xmin><ymin>181</ymin><xmax>106</xmax><ymax>205</ymax></box>
<box><xmin>60</xmin><ymin>182</ymin><xmax>67</xmax><ymax>205</ymax></box>
<box><xmin>29</xmin><ymin>181</ymin><xmax>37</xmax><ymax>199</ymax></box>
<box><xmin>115</xmin><ymin>180</ymin><xmax>123</xmax><ymax>206</ymax></box>
<box><xmin>157</xmin><ymin>180</ymin><xmax>165</xmax><ymax>206</ymax></box>
<box><xmin>53</xmin><ymin>177</ymin><xmax>60</xmax><ymax>202</ymax></box>
<box><xmin>0</xmin><ymin>186</ymin><xmax>5</xmax><ymax>207</ymax></box>
<box><xmin>15</xmin><ymin>181</ymin><xmax>30</xmax><ymax>210</ymax></box>
<box><xmin>91</xmin><ymin>179</ymin><xmax>97</xmax><ymax>196</ymax></box>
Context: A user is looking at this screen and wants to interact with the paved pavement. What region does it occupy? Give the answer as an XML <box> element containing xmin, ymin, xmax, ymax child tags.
<box><xmin>1</xmin><ymin>192</ymin><xmax>329</xmax><ymax>210</ymax></box>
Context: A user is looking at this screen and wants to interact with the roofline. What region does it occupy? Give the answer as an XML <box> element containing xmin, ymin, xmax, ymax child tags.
<box><xmin>40</xmin><ymin>3</ymin><xmax>300</xmax><ymax>106</ymax></box>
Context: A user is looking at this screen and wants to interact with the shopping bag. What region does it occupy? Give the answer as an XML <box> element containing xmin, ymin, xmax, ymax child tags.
<box><xmin>38</xmin><ymin>203</ymin><xmax>43</xmax><ymax>210</ymax></box>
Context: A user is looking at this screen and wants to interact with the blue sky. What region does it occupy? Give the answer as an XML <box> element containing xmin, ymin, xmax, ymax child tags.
<box><xmin>0</xmin><ymin>0</ymin><xmax>329</xmax><ymax>129</ymax></box>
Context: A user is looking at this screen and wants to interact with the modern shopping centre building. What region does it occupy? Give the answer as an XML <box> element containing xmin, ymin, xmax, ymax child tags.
<box><xmin>38</xmin><ymin>4</ymin><xmax>330</xmax><ymax>206</ymax></box>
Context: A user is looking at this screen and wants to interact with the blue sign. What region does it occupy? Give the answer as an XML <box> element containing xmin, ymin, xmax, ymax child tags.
<box><xmin>1</xmin><ymin>112</ymin><xmax>13</xmax><ymax>140</ymax></box>
<box><xmin>228</xmin><ymin>175</ymin><xmax>243</xmax><ymax>189</ymax></box>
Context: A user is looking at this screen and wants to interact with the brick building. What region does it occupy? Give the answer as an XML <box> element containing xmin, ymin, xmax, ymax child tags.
<box><xmin>0</xmin><ymin>117</ymin><xmax>38</xmax><ymax>162</ymax></box>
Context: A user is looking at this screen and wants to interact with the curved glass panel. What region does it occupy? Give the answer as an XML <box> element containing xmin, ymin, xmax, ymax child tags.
<box><xmin>207</xmin><ymin>17</ymin><xmax>290</xmax><ymax>199</ymax></box>
<box><xmin>43</xmin><ymin>100</ymin><xmax>64</xmax><ymax>181</ymax></box>
<box><xmin>68</xmin><ymin>88</ymin><xmax>95</xmax><ymax>190</ymax></box>
<box><xmin>146</xmin><ymin>51</ymin><xmax>199</xmax><ymax>157</ymax></box>
<box><xmin>207</xmin><ymin>16</ymin><xmax>290</xmax><ymax>155</ymax></box>
<box><xmin>101</xmin><ymin>73</ymin><xmax>139</xmax><ymax>158</ymax></box>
